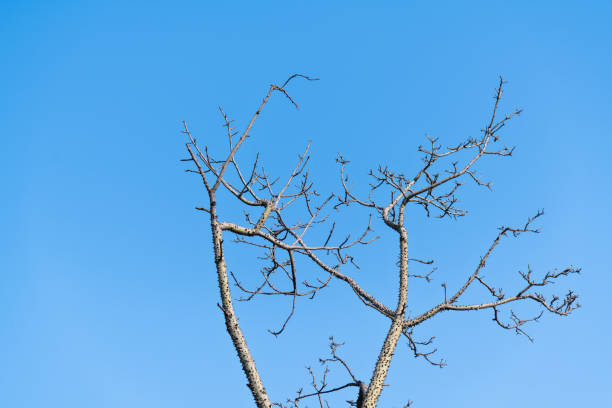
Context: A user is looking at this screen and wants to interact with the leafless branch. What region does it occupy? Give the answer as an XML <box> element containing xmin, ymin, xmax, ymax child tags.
<box><xmin>279</xmin><ymin>337</ymin><xmax>364</xmax><ymax>408</ymax></box>
<box><xmin>182</xmin><ymin>75</ymin><xmax>579</xmax><ymax>408</ymax></box>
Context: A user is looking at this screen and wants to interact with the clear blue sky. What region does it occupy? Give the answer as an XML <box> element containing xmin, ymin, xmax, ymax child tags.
<box><xmin>2</xmin><ymin>1</ymin><xmax>611</xmax><ymax>407</ymax></box>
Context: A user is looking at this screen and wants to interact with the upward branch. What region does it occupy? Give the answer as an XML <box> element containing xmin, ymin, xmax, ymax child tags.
<box><xmin>183</xmin><ymin>74</ymin><xmax>320</xmax><ymax>408</ymax></box>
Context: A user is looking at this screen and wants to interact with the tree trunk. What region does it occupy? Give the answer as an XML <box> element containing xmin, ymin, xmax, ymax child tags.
<box><xmin>211</xmin><ymin>215</ymin><xmax>272</xmax><ymax>408</ymax></box>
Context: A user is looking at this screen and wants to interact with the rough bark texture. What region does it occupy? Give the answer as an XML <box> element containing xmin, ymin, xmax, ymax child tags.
<box><xmin>362</xmin><ymin>319</ymin><xmax>404</xmax><ymax>407</ymax></box>
<box><xmin>362</xmin><ymin>229</ymin><xmax>409</xmax><ymax>407</ymax></box>
<box><xmin>211</xmin><ymin>212</ymin><xmax>272</xmax><ymax>408</ymax></box>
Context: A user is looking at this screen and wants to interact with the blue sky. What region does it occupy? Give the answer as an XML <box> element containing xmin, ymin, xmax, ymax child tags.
<box><xmin>2</xmin><ymin>1</ymin><xmax>611</xmax><ymax>407</ymax></box>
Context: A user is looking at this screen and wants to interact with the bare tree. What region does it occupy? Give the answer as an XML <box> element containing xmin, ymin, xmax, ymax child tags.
<box><xmin>181</xmin><ymin>75</ymin><xmax>580</xmax><ymax>408</ymax></box>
